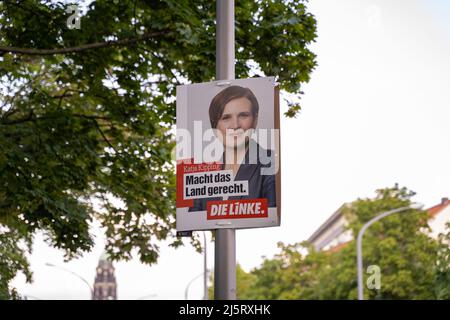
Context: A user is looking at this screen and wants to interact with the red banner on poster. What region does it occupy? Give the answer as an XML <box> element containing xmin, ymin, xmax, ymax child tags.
<box><xmin>206</xmin><ymin>198</ymin><xmax>268</xmax><ymax>220</ymax></box>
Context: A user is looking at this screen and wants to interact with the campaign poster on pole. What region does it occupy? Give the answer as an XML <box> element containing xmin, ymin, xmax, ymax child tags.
<box><xmin>176</xmin><ymin>77</ymin><xmax>281</xmax><ymax>232</ymax></box>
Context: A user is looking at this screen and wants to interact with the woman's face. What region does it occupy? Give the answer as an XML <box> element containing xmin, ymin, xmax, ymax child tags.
<box><xmin>216</xmin><ymin>97</ymin><xmax>257</xmax><ymax>148</ymax></box>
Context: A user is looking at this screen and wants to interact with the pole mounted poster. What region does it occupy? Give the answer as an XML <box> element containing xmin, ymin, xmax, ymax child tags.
<box><xmin>176</xmin><ymin>77</ymin><xmax>281</xmax><ymax>232</ymax></box>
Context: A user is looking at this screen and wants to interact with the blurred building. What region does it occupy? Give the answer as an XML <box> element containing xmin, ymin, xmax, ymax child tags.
<box><xmin>92</xmin><ymin>252</ymin><xmax>117</xmax><ymax>300</ymax></box>
<box><xmin>307</xmin><ymin>204</ymin><xmax>353</xmax><ymax>252</ymax></box>
<box><xmin>428</xmin><ymin>198</ymin><xmax>450</xmax><ymax>239</ymax></box>
<box><xmin>308</xmin><ymin>197</ymin><xmax>450</xmax><ymax>252</ymax></box>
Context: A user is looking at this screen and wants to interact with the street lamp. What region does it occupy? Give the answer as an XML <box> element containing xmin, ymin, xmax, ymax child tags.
<box><xmin>185</xmin><ymin>231</ymin><xmax>210</xmax><ymax>300</ymax></box>
<box><xmin>23</xmin><ymin>295</ymin><xmax>42</xmax><ymax>300</ymax></box>
<box><xmin>184</xmin><ymin>272</ymin><xmax>205</xmax><ymax>300</ymax></box>
<box><xmin>136</xmin><ymin>294</ymin><xmax>158</xmax><ymax>300</ymax></box>
<box><xmin>356</xmin><ymin>202</ymin><xmax>424</xmax><ymax>300</ymax></box>
<box><xmin>45</xmin><ymin>263</ymin><xmax>94</xmax><ymax>298</ymax></box>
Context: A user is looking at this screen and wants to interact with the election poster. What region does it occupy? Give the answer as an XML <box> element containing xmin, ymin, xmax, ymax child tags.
<box><xmin>176</xmin><ymin>77</ymin><xmax>281</xmax><ymax>232</ymax></box>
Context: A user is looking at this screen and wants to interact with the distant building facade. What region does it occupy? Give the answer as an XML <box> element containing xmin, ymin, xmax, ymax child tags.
<box><xmin>308</xmin><ymin>197</ymin><xmax>449</xmax><ymax>252</ymax></box>
<box><xmin>428</xmin><ymin>198</ymin><xmax>450</xmax><ymax>239</ymax></box>
<box><xmin>92</xmin><ymin>252</ymin><xmax>117</xmax><ymax>300</ymax></box>
<box><xmin>307</xmin><ymin>204</ymin><xmax>353</xmax><ymax>252</ymax></box>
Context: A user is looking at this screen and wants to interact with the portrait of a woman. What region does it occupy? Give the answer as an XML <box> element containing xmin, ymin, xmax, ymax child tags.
<box><xmin>189</xmin><ymin>85</ymin><xmax>276</xmax><ymax>212</ymax></box>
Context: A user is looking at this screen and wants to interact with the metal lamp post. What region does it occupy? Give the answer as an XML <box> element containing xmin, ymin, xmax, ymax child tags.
<box><xmin>45</xmin><ymin>263</ymin><xmax>94</xmax><ymax>298</ymax></box>
<box><xmin>215</xmin><ymin>0</ymin><xmax>237</xmax><ymax>301</ymax></box>
<box><xmin>23</xmin><ymin>295</ymin><xmax>42</xmax><ymax>300</ymax></box>
<box><xmin>356</xmin><ymin>202</ymin><xmax>424</xmax><ymax>300</ymax></box>
<box><xmin>184</xmin><ymin>272</ymin><xmax>205</xmax><ymax>300</ymax></box>
<box><xmin>185</xmin><ymin>232</ymin><xmax>210</xmax><ymax>300</ymax></box>
<box><xmin>136</xmin><ymin>294</ymin><xmax>158</xmax><ymax>300</ymax></box>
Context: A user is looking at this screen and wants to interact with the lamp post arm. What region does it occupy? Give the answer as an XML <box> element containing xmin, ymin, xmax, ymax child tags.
<box><xmin>46</xmin><ymin>263</ymin><xmax>94</xmax><ymax>297</ymax></box>
<box><xmin>23</xmin><ymin>295</ymin><xmax>42</xmax><ymax>300</ymax></box>
<box><xmin>356</xmin><ymin>204</ymin><xmax>423</xmax><ymax>300</ymax></box>
<box><xmin>184</xmin><ymin>272</ymin><xmax>205</xmax><ymax>300</ymax></box>
<box><xmin>136</xmin><ymin>294</ymin><xmax>157</xmax><ymax>300</ymax></box>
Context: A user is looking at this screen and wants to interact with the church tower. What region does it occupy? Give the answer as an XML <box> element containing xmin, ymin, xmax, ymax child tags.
<box><xmin>92</xmin><ymin>252</ymin><xmax>117</xmax><ymax>300</ymax></box>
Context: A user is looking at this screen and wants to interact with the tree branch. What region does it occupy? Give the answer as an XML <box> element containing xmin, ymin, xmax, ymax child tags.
<box><xmin>0</xmin><ymin>112</ymin><xmax>111</xmax><ymax>125</ymax></box>
<box><xmin>0</xmin><ymin>30</ymin><xmax>170</xmax><ymax>56</ymax></box>
<box><xmin>90</xmin><ymin>118</ymin><xmax>119</xmax><ymax>155</ymax></box>
<box><xmin>72</xmin><ymin>114</ymin><xmax>111</xmax><ymax>121</ymax></box>
<box><xmin>1</xmin><ymin>110</ymin><xmax>36</xmax><ymax>125</ymax></box>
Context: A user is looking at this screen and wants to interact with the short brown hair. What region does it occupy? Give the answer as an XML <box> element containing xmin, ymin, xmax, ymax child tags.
<box><xmin>209</xmin><ymin>85</ymin><xmax>259</xmax><ymax>129</ymax></box>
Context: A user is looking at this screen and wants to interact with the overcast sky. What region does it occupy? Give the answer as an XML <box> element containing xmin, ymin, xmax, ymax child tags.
<box><xmin>11</xmin><ymin>0</ymin><xmax>450</xmax><ymax>300</ymax></box>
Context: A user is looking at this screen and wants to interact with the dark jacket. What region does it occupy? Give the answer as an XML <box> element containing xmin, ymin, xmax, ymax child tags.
<box><xmin>188</xmin><ymin>141</ymin><xmax>276</xmax><ymax>212</ymax></box>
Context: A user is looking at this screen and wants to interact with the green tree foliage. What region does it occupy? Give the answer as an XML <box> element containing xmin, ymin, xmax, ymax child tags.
<box><xmin>239</xmin><ymin>186</ymin><xmax>450</xmax><ymax>300</ymax></box>
<box><xmin>0</xmin><ymin>225</ymin><xmax>32</xmax><ymax>300</ymax></box>
<box><xmin>0</xmin><ymin>1</ymin><xmax>317</xmax><ymax>298</ymax></box>
<box><xmin>435</xmin><ymin>222</ymin><xmax>450</xmax><ymax>299</ymax></box>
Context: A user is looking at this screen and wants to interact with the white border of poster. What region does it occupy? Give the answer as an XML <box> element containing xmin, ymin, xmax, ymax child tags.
<box><xmin>176</xmin><ymin>77</ymin><xmax>281</xmax><ymax>231</ymax></box>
